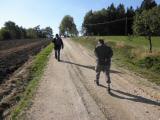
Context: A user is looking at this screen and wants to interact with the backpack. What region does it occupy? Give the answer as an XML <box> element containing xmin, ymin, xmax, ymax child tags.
<box><xmin>55</xmin><ymin>37</ymin><xmax>62</xmax><ymax>46</ymax></box>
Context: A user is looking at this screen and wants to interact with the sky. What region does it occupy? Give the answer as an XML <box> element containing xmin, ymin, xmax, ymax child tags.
<box><xmin>0</xmin><ymin>0</ymin><xmax>160</xmax><ymax>35</ymax></box>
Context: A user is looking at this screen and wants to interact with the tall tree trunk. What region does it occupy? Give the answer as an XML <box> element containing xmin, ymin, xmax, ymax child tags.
<box><xmin>148</xmin><ymin>35</ymin><xmax>152</xmax><ymax>53</ymax></box>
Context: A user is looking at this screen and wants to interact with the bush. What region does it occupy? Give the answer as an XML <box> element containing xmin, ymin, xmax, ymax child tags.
<box><xmin>0</xmin><ymin>28</ymin><xmax>11</xmax><ymax>40</ymax></box>
<box><xmin>138</xmin><ymin>56</ymin><xmax>160</xmax><ymax>71</ymax></box>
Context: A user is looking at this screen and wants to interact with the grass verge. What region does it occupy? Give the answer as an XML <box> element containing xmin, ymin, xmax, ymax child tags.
<box><xmin>11</xmin><ymin>43</ymin><xmax>53</xmax><ymax>120</ymax></box>
<box><xmin>72</xmin><ymin>36</ymin><xmax>160</xmax><ymax>85</ymax></box>
<box><xmin>81</xmin><ymin>36</ymin><xmax>160</xmax><ymax>50</ymax></box>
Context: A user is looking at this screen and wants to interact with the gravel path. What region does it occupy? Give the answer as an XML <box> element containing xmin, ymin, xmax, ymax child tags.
<box><xmin>26</xmin><ymin>38</ymin><xmax>160</xmax><ymax>120</ymax></box>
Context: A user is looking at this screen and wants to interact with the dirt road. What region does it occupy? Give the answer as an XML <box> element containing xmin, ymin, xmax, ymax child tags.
<box><xmin>26</xmin><ymin>38</ymin><xmax>160</xmax><ymax>120</ymax></box>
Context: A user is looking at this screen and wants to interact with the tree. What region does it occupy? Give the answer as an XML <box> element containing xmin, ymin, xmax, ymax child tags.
<box><xmin>19</xmin><ymin>26</ymin><xmax>27</xmax><ymax>39</ymax></box>
<box><xmin>82</xmin><ymin>3</ymin><xmax>136</xmax><ymax>36</ymax></box>
<box><xmin>3</xmin><ymin>21</ymin><xmax>27</xmax><ymax>39</ymax></box>
<box><xmin>133</xmin><ymin>6</ymin><xmax>160</xmax><ymax>53</ymax></box>
<box><xmin>140</xmin><ymin>0</ymin><xmax>157</xmax><ymax>11</ymax></box>
<box><xmin>33</xmin><ymin>25</ymin><xmax>42</xmax><ymax>38</ymax></box>
<box><xmin>26</xmin><ymin>28</ymin><xmax>38</xmax><ymax>38</ymax></box>
<box><xmin>45</xmin><ymin>27</ymin><xmax>53</xmax><ymax>38</ymax></box>
<box><xmin>107</xmin><ymin>3</ymin><xmax>117</xmax><ymax>19</ymax></box>
<box><xmin>59</xmin><ymin>15</ymin><xmax>78</xmax><ymax>36</ymax></box>
<box><xmin>0</xmin><ymin>28</ymin><xmax>11</xmax><ymax>40</ymax></box>
<box><xmin>82</xmin><ymin>10</ymin><xmax>94</xmax><ymax>35</ymax></box>
<box><xmin>4</xmin><ymin>21</ymin><xmax>20</xmax><ymax>39</ymax></box>
<box><xmin>116</xmin><ymin>4</ymin><xmax>126</xmax><ymax>35</ymax></box>
<box><xmin>0</xmin><ymin>21</ymin><xmax>53</xmax><ymax>40</ymax></box>
<box><xmin>42</xmin><ymin>27</ymin><xmax>53</xmax><ymax>38</ymax></box>
<box><xmin>126</xmin><ymin>7</ymin><xmax>135</xmax><ymax>34</ymax></box>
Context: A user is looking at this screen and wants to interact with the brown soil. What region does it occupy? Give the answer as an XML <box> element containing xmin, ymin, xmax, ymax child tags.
<box><xmin>0</xmin><ymin>39</ymin><xmax>50</xmax><ymax>83</ymax></box>
<box><xmin>0</xmin><ymin>59</ymin><xmax>33</xmax><ymax>119</ymax></box>
<box><xmin>0</xmin><ymin>39</ymin><xmax>50</xmax><ymax>119</ymax></box>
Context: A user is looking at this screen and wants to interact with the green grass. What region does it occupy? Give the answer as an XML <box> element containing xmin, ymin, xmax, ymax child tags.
<box><xmin>11</xmin><ymin>43</ymin><xmax>53</xmax><ymax>120</ymax></box>
<box><xmin>72</xmin><ymin>36</ymin><xmax>160</xmax><ymax>85</ymax></box>
<box><xmin>79</xmin><ymin>36</ymin><xmax>160</xmax><ymax>50</ymax></box>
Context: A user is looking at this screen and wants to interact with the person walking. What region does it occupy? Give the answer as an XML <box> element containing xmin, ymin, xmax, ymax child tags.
<box><xmin>94</xmin><ymin>39</ymin><xmax>113</xmax><ymax>91</ymax></box>
<box><xmin>52</xmin><ymin>34</ymin><xmax>64</xmax><ymax>61</ymax></box>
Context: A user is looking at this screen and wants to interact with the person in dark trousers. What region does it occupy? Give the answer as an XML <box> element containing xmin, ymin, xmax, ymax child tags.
<box><xmin>52</xmin><ymin>34</ymin><xmax>64</xmax><ymax>61</ymax></box>
<box><xmin>94</xmin><ymin>39</ymin><xmax>113</xmax><ymax>91</ymax></box>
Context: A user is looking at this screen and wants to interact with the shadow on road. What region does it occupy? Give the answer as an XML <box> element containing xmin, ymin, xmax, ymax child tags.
<box><xmin>60</xmin><ymin>60</ymin><xmax>123</xmax><ymax>74</ymax></box>
<box><xmin>61</xmin><ymin>60</ymin><xmax>160</xmax><ymax>106</ymax></box>
<box><xmin>98</xmin><ymin>84</ymin><xmax>160</xmax><ymax>106</ymax></box>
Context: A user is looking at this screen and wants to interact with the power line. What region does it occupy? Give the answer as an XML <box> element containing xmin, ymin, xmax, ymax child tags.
<box><xmin>84</xmin><ymin>17</ymin><xmax>133</xmax><ymax>26</ymax></box>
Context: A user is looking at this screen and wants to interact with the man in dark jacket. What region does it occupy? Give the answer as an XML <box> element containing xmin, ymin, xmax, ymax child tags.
<box><xmin>52</xmin><ymin>34</ymin><xmax>64</xmax><ymax>61</ymax></box>
<box><xmin>94</xmin><ymin>39</ymin><xmax>113</xmax><ymax>91</ymax></box>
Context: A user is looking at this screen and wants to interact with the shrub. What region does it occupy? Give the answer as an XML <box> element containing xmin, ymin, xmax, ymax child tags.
<box><xmin>0</xmin><ymin>28</ymin><xmax>11</xmax><ymax>40</ymax></box>
<box><xmin>138</xmin><ymin>56</ymin><xmax>160</xmax><ymax>71</ymax></box>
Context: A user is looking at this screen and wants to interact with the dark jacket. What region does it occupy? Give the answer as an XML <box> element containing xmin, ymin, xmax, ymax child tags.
<box><xmin>52</xmin><ymin>37</ymin><xmax>64</xmax><ymax>50</ymax></box>
<box><xmin>94</xmin><ymin>43</ymin><xmax>113</xmax><ymax>65</ymax></box>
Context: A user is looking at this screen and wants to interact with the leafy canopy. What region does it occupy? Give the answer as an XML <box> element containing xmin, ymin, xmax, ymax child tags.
<box><xmin>59</xmin><ymin>15</ymin><xmax>78</xmax><ymax>36</ymax></box>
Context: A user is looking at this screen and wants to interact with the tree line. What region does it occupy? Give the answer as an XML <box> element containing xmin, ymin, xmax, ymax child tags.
<box><xmin>82</xmin><ymin>0</ymin><xmax>158</xmax><ymax>36</ymax></box>
<box><xmin>0</xmin><ymin>21</ymin><xmax>53</xmax><ymax>40</ymax></box>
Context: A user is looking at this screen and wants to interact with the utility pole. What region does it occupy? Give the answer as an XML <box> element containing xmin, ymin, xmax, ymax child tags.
<box><xmin>125</xmin><ymin>17</ymin><xmax>128</xmax><ymax>36</ymax></box>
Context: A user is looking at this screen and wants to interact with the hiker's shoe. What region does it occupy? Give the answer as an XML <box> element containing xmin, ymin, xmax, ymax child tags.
<box><xmin>107</xmin><ymin>84</ymin><xmax>111</xmax><ymax>92</ymax></box>
<box><xmin>106</xmin><ymin>80</ymin><xmax>111</xmax><ymax>84</ymax></box>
